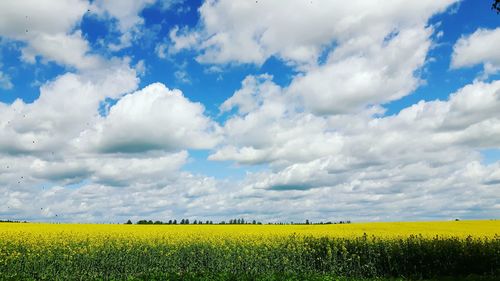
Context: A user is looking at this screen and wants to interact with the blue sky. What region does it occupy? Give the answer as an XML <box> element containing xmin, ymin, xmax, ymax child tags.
<box><xmin>0</xmin><ymin>0</ymin><xmax>499</xmax><ymax>223</ymax></box>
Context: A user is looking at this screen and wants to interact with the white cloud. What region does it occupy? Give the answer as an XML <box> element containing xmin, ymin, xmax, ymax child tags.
<box><xmin>20</xmin><ymin>31</ymin><xmax>103</xmax><ymax>70</ymax></box>
<box><xmin>93</xmin><ymin>0</ymin><xmax>182</xmax><ymax>51</ymax></box>
<box><xmin>177</xmin><ymin>0</ymin><xmax>456</xmax><ymax>115</ymax></box>
<box><xmin>134</xmin><ymin>59</ymin><xmax>146</xmax><ymax>76</ymax></box>
<box><xmin>0</xmin><ymin>67</ymin><xmax>223</xmax><ymax>222</ymax></box>
<box><xmin>0</xmin><ymin>0</ymin><xmax>87</xmax><ymax>38</ymax></box>
<box><xmin>175</xmin><ymin>0</ymin><xmax>456</xmax><ymax>66</ymax></box>
<box><xmin>92</xmin><ymin>0</ymin><xmax>156</xmax><ymax>50</ymax></box>
<box><xmin>0</xmin><ymin>0</ymin><xmax>101</xmax><ymax>70</ymax></box>
<box><xmin>289</xmin><ymin>27</ymin><xmax>432</xmax><ymax>114</ymax></box>
<box><xmin>0</xmin><ymin>60</ymin><xmax>139</xmax><ymax>156</ymax></box>
<box><xmin>207</xmin><ymin>75</ymin><xmax>500</xmax><ymax>221</ymax></box>
<box><xmin>451</xmin><ymin>27</ymin><xmax>500</xmax><ymax>77</ymax></box>
<box><xmin>93</xmin><ymin>0</ymin><xmax>155</xmax><ymax>32</ymax></box>
<box><xmin>0</xmin><ymin>169</ymin><xmax>220</xmax><ymax>223</ymax></box>
<box><xmin>174</xmin><ymin>70</ymin><xmax>191</xmax><ymax>84</ymax></box>
<box><xmin>1</xmin><ymin>0</ymin><xmax>498</xmax><ymax>223</ymax></box>
<box><xmin>77</xmin><ymin>82</ymin><xmax>219</xmax><ymax>154</ymax></box>
<box><xmin>168</xmin><ymin>26</ymin><xmax>201</xmax><ymax>55</ymax></box>
<box><xmin>0</xmin><ymin>70</ymin><xmax>13</xmax><ymax>90</ymax></box>
<box><xmin>213</xmin><ymin>75</ymin><xmax>344</xmax><ymax>166</ymax></box>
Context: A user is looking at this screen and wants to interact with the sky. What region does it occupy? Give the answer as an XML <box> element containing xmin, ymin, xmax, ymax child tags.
<box><xmin>0</xmin><ymin>0</ymin><xmax>499</xmax><ymax>223</ymax></box>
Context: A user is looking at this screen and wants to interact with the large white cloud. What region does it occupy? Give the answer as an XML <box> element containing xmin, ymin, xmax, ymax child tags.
<box><xmin>1</xmin><ymin>0</ymin><xmax>499</xmax><ymax>223</ymax></box>
<box><xmin>451</xmin><ymin>27</ymin><xmax>500</xmax><ymax>77</ymax></box>
<box><xmin>0</xmin><ymin>59</ymin><xmax>225</xmax><ymax>222</ymax></box>
<box><xmin>214</xmin><ymin>76</ymin><xmax>500</xmax><ymax>165</ymax></box>
<box><xmin>0</xmin><ymin>0</ymin><xmax>102</xmax><ymax>70</ymax></box>
<box><xmin>0</xmin><ymin>60</ymin><xmax>138</xmax><ymax>156</ymax></box>
<box><xmin>171</xmin><ymin>0</ymin><xmax>457</xmax><ymax>115</ymax></box>
<box><xmin>173</xmin><ymin>0</ymin><xmax>456</xmax><ymax>66</ymax></box>
<box><xmin>289</xmin><ymin>27</ymin><xmax>432</xmax><ymax>114</ymax></box>
<box><xmin>78</xmin><ymin>82</ymin><xmax>220</xmax><ymax>154</ymax></box>
<box><xmin>212</xmin><ymin>75</ymin><xmax>342</xmax><ymax>166</ymax></box>
<box><xmin>207</xmin><ymin>75</ymin><xmax>500</xmax><ymax>221</ymax></box>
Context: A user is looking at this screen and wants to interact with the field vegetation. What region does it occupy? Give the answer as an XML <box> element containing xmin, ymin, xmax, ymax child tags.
<box><xmin>0</xmin><ymin>220</ymin><xmax>498</xmax><ymax>280</ymax></box>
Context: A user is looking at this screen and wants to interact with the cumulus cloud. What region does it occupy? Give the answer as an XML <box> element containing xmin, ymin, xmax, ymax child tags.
<box><xmin>212</xmin><ymin>75</ymin><xmax>342</xmax><ymax>166</ymax></box>
<box><xmin>0</xmin><ymin>0</ymin><xmax>224</xmax><ymax>222</ymax></box>
<box><xmin>0</xmin><ymin>0</ymin><xmax>102</xmax><ymax>70</ymax></box>
<box><xmin>208</xmin><ymin>75</ymin><xmax>500</xmax><ymax>221</ymax></box>
<box><xmin>174</xmin><ymin>0</ymin><xmax>456</xmax><ymax>66</ymax></box>
<box><xmin>451</xmin><ymin>27</ymin><xmax>500</xmax><ymax>77</ymax></box>
<box><xmin>0</xmin><ymin>170</ymin><xmax>220</xmax><ymax>223</ymax></box>
<box><xmin>20</xmin><ymin>31</ymin><xmax>103</xmax><ymax>70</ymax></box>
<box><xmin>173</xmin><ymin>0</ymin><xmax>456</xmax><ymax>115</ymax></box>
<box><xmin>1</xmin><ymin>0</ymin><xmax>498</xmax><ymax>223</ymax></box>
<box><xmin>78</xmin><ymin>83</ymin><xmax>219</xmax><ymax>153</ymax></box>
<box><xmin>0</xmin><ymin>61</ymin><xmax>138</xmax><ymax>154</ymax></box>
<box><xmin>289</xmin><ymin>27</ymin><xmax>432</xmax><ymax>114</ymax></box>
<box><xmin>215</xmin><ymin>76</ymin><xmax>500</xmax><ymax>166</ymax></box>
<box><xmin>0</xmin><ymin>73</ymin><xmax>222</xmax><ymax>222</ymax></box>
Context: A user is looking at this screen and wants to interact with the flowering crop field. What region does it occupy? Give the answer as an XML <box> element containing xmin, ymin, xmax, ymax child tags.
<box><xmin>0</xmin><ymin>220</ymin><xmax>499</xmax><ymax>280</ymax></box>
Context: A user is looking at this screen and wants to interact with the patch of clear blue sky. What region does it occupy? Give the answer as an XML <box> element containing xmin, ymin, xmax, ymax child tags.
<box><xmin>183</xmin><ymin>150</ymin><xmax>269</xmax><ymax>180</ymax></box>
<box><xmin>481</xmin><ymin>149</ymin><xmax>500</xmax><ymax>165</ymax></box>
<box><xmin>383</xmin><ymin>0</ymin><xmax>500</xmax><ymax>116</ymax></box>
<box><xmin>0</xmin><ymin>39</ymin><xmax>66</xmax><ymax>103</ymax></box>
<box><xmin>1</xmin><ymin>0</ymin><xmax>498</xmax><ymax>178</ymax></box>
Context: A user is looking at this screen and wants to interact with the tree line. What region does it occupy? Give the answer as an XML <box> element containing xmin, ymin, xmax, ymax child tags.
<box><xmin>126</xmin><ymin>219</ymin><xmax>352</xmax><ymax>225</ymax></box>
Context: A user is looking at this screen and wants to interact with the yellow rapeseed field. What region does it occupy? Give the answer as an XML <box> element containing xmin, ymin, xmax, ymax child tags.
<box><xmin>0</xmin><ymin>220</ymin><xmax>498</xmax><ymax>280</ymax></box>
<box><xmin>0</xmin><ymin>220</ymin><xmax>497</xmax><ymax>244</ymax></box>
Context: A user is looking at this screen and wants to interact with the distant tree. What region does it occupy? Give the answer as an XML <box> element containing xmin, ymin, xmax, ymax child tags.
<box><xmin>209</xmin><ymin>221</ymin><xmax>213</xmax><ymax>224</ymax></box>
<box><xmin>185</xmin><ymin>219</ymin><xmax>190</xmax><ymax>224</ymax></box>
<box><xmin>154</xmin><ymin>220</ymin><xmax>162</xmax><ymax>225</ymax></box>
<box><xmin>193</xmin><ymin>220</ymin><xmax>198</xmax><ymax>224</ymax></box>
<box><xmin>252</xmin><ymin>220</ymin><xmax>256</xmax><ymax>224</ymax></box>
<box><xmin>168</xmin><ymin>220</ymin><xmax>172</xmax><ymax>224</ymax></box>
<box><xmin>148</xmin><ymin>220</ymin><xmax>153</xmax><ymax>224</ymax></box>
<box><xmin>493</xmin><ymin>0</ymin><xmax>500</xmax><ymax>13</ymax></box>
<box><xmin>305</xmin><ymin>219</ymin><xmax>309</xmax><ymax>225</ymax></box>
<box><xmin>173</xmin><ymin>219</ymin><xmax>177</xmax><ymax>225</ymax></box>
<box><xmin>125</xmin><ymin>219</ymin><xmax>132</xmax><ymax>225</ymax></box>
<box><xmin>180</xmin><ymin>219</ymin><xmax>185</xmax><ymax>224</ymax></box>
<box><xmin>220</xmin><ymin>221</ymin><xmax>226</xmax><ymax>224</ymax></box>
<box><xmin>206</xmin><ymin>220</ymin><xmax>210</xmax><ymax>224</ymax></box>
